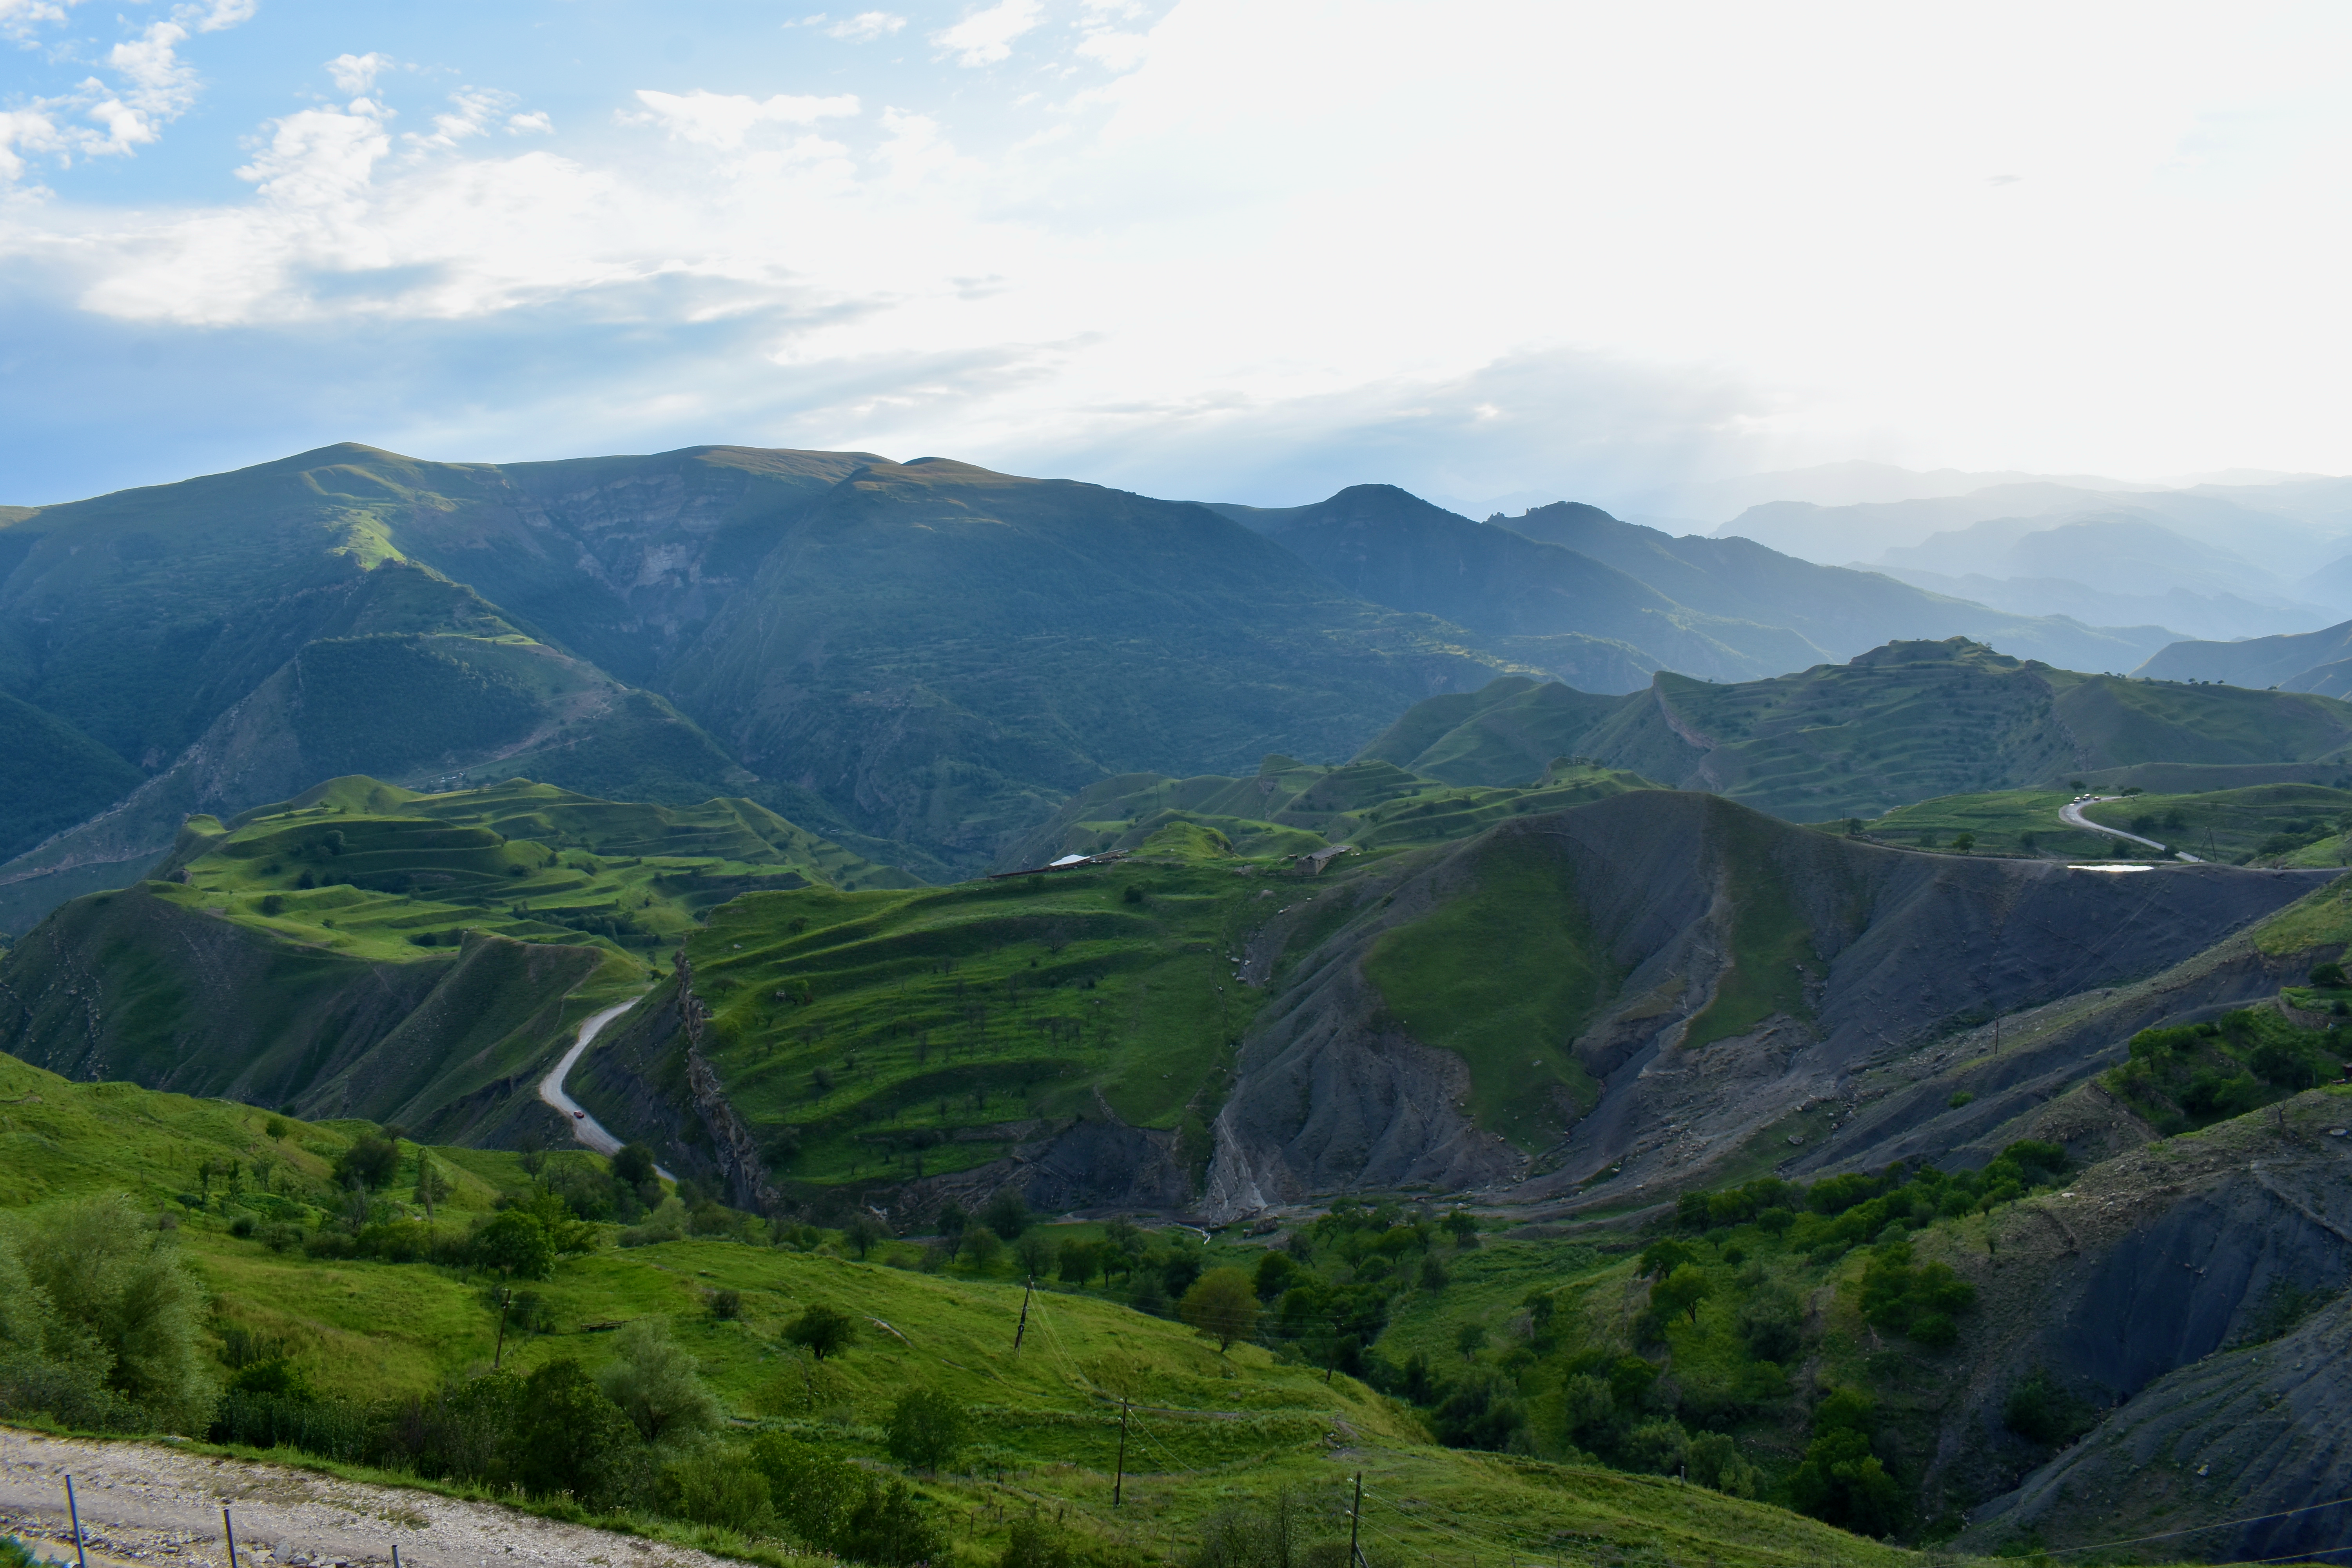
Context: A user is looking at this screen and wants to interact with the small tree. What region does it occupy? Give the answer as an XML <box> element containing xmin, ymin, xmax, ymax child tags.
<box><xmin>963</xmin><ymin>1227</ymin><xmax>1003</xmax><ymax>1272</ymax></box>
<box><xmin>334</xmin><ymin>1133</ymin><xmax>400</xmax><ymax>1192</ymax></box>
<box><xmin>2312</xmin><ymin>960</ymin><xmax>2348</xmax><ymax>989</ymax></box>
<box><xmin>847</xmin><ymin>1214</ymin><xmax>887</xmax><ymax>1259</ymax></box>
<box><xmin>1179</xmin><ymin>1267</ymin><xmax>1261</xmax><ymax>1352</ymax></box>
<box><xmin>1651</xmin><ymin>1263</ymin><xmax>1714</xmax><ymax>1326</ymax></box>
<box><xmin>1013</xmin><ymin>1231</ymin><xmax>1055</xmax><ymax>1281</ymax></box>
<box><xmin>472</xmin><ymin>1211</ymin><xmax>554</xmax><ymax>1281</ymax></box>
<box><xmin>885</xmin><ymin>1386</ymin><xmax>967</xmax><ymax>1472</ymax></box>
<box><xmin>414</xmin><ymin>1156</ymin><xmax>452</xmax><ymax>1222</ymax></box>
<box><xmin>982</xmin><ymin>1187</ymin><xmax>1032</xmax><ymax>1240</ymax></box>
<box><xmin>612</xmin><ymin>1143</ymin><xmax>658</xmax><ymax>1186</ymax></box>
<box><xmin>1951</xmin><ymin>831</ymin><xmax>1976</xmax><ymax>853</ymax></box>
<box><xmin>1441</xmin><ymin>1210</ymin><xmax>1479</xmax><ymax>1247</ymax></box>
<box><xmin>786</xmin><ymin>1303</ymin><xmax>860</xmax><ymax>1361</ymax></box>
<box><xmin>512</xmin><ymin>1359</ymin><xmax>637</xmax><ymax>1506</ymax></box>
<box><xmin>599</xmin><ymin>1319</ymin><xmax>721</xmax><ymax>1444</ymax></box>
<box><xmin>938</xmin><ymin>1199</ymin><xmax>969</xmax><ymax>1258</ymax></box>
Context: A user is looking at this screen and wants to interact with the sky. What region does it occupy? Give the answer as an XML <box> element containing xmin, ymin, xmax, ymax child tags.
<box><xmin>4</xmin><ymin>0</ymin><xmax>2351</xmax><ymax>510</ymax></box>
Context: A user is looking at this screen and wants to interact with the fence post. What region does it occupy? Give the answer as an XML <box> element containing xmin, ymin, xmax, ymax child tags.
<box><xmin>223</xmin><ymin>1504</ymin><xmax>240</xmax><ymax>1567</ymax></box>
<box><xmin>64</xmin><ymin>1474</ymin><xmax>88</xmax><ymax>1568</ymax></box>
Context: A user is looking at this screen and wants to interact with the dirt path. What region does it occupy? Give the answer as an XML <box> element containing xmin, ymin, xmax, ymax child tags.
<box><xmin>0</xmin><ymin>1428</ymin><xmax>766</xmax><ymax>1568</ymax></box>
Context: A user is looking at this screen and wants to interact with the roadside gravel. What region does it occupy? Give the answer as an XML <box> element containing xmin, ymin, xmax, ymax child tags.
<box><xmin>0</xmin><ymin>1427</ymin><xmax>769</xmax><ymax>1568</ymax></box>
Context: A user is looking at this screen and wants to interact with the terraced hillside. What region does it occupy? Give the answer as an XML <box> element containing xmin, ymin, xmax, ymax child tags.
<box><xmin>0</xmin><ymin>775</ymin><xmax>900</xmax><ymax>1138</ymax></box>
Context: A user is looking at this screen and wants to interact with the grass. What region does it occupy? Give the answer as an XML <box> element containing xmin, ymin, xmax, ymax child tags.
<box><xmin>1852</xmin><ymin>789</ymin><xmax>2114</xmax><ymax>859</ymax></box>
<box><xmin>0</xmin><ymin>1047</ymin><xmax>1924</xmax><ymax>1568</ymax></box>
<box><xmin>2076</xmin><ymin>783</ymin><xmax>2352</xmax><ymax>866</ymax></box>
<box><xmin>159</xmin><ymin>772</ymin><xmax>915</xmax><ymax>969</ymax></box>
<box><xmin>1361</xmin><ymin>842</ymin><xmax>1606</xmax><ymax>1151</ymax></box>
<box><xmin>682</xmin><ymin>860</ymin><xmax>1287</xmax><ymax>1191</ymax></box>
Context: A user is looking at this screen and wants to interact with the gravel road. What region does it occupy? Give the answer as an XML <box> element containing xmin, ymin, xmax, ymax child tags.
<box><xmin>0</xmin><ymin>1428</ymin><xmax>777</xmax><ymax>1568</ymax></box>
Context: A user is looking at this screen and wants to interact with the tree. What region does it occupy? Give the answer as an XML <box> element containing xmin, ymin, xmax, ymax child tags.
<box><xmin>471</xmin><ymin>1211</ymin><xmax>554</xmax><ymax>1280</ymax></box>
<box><xmin>612</xmin><ymin>1143</ymin><xmax>658</xmax><ymax>1186</ymax></box>
<box><xmin>885</xmin><ymin>1386</ymin><xmax>967</xmax><ymax>1472</ymax></box>
<box><xmin>2312</xmin><ymin>960</ymin><xmax>2348</xmax><ymax>989</ymax></box>
<box><xmin>1688</xmin><ymin>1431</ymin><xmax>1759</xmax><ymax>1497</ymax></box>
<box><xmin>1013</xmin><ymin>1231</ymin><xmax>1055</xmax><ymax>1281</ymax></box>
<box><xmin>1058</xmin><ymin>1238</ymin><xmax>1104</xmax><ymax>1287</ymax></box>
<box><xmin>963</xmin><ymin>1226</ymin><xmax>1003</xmax><ymax>1272</ymax></box>
<box><xmin>1650</xmin><ymin>1263</ymin><xmax>1714</xmax><ymax>1326</ymax></box>
<box><xmin>846</xmin><ymin>1214</ymin><xmax>887</xmax><ymax>1259</ymax></box>
<box><xmin>937</xmin><ymin>1199</ymin><xmax>969</xmax><ymax>1258</ymax></box>
<box><xmin>1441</xmin><ymin>1209</ymin><xmax>1480</xmax><ymax>1247</ymax></box>
<box><xmin>334</xmin><ymin>1132</ymin><xmax>400</xmax><ymax>1192</ymax></box>
<box><xmin>413</xmin><ymin>1155</ymin><xmax>452</xmax><ymax>1222</ymax></box>
<box><xmin>510</xmin><ymin>1359</ymin><xmax>637</xmax><ymax>1506</ymax></box>
<box><xmin>1788</xmin><ymin>1387</ymin><xmax>1904</xmax><ymax>1536</ymax></box>
<box><xmin>1951</xmin><ymin>831</ymin><xmax>1976</xmax><ymax>853</ymax></box>
<box><xmin>982</xmin><ymin>1187</ymin><xmax>1032</xmax><ymax>1240</ymax></box>
<box><xmin>7</xmin><ymin>1195</ymin><xmax>212</xmax><ymax>1433</ymax></box>
<box><xmin>786</xmin><ymin>1303</ymin><xmax>860</xmax><ymax>1361</ymax></box>
<box><xmin>597</xmin><ymin>1319</ymin><xmax>720</xmax><ymax>1444</ymax></box>
<box><xmin>1179</xmin><ymin>1267</ymin><xmax>1261</xmax><ymax>1352</ymax></box>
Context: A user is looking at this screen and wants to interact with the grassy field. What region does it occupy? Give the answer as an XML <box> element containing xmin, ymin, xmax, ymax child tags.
<box><xmin>0</xmin><ymin>1048</ymin><xmax>1925</xmax><ymax>1568</ymax></box>
<box><xmin>1840</xmin><ymin>782</ymin><xmax>2352</xmax><ymax>866</ymax></box>
<box><xmin>159</xmin><ymin>773</ymin><xmax>916</xmax><ymax>969</ymax></box>
<box><xmin>1855</xmin><ymin>790</ymin><xmax>2114</xmax><ymax>859</ymax></box>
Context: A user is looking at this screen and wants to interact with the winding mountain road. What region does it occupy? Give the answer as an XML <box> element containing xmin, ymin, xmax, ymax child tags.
<box><xmin>537</xmin><ymin>996</ymin><xmax>671</xmax><ymax>1177</ymax></box>
<box><xmin>2062</xmin><ymin>795</ymin><xmax>2202</xmax><ymax>862</ymax></box>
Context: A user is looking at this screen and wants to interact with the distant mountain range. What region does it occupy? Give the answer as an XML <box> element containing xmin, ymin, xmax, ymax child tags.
<box><xmin>1693</xmin><ymin>470</ymin><xmax>2352</xmax><ymax>645</ymax></box>
<box><xmin>0</xmin><ymin>443</ymin><xmax>2299</xmax><ymax>930</ymax></box>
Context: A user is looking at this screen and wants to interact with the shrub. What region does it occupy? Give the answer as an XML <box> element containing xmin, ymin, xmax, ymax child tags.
<box><xmin>884</xmin><ymin>1386</ymin><xmax>966</xmax><ymax>1472</ymax></box>
<box><xmin>3</xmin><ymin>1195</ymin><xmax>215</xmax><ymax>1434</ymax></box>
<box><xmin>332</xmin><ymin>1133</ymin><xmax>401</xmax><ymax>1192</ymax></box>
<box><xmin>1000</xmin><ymin>1518</ymin><xmax>1076</xmax><ymax>1568</ymax></box>
<box><xmin>786</xmin><ymin>1303</ymin><xmax>860</xmax><ymax>1360</ymax></box>
<box><xmin>598</xmin><ymin>1319</ymin><xmax>720</xmax><ymax>1445</ymax></box>
<box><xmin>1788</xmin><ymin>1388</ymin><xmax>1903</xmax><ymax>1536</ymax></box>
<box><xmin>1688</xmin><ymin>1431</ymin><xmax>1759</xmax><ymax>1497</ymax></box>
<box><xmin>655</xmin><ymin>1447</ymin><xmax>774</xmax><ymax>1532</ymax></box>
<box><xmin>837</xmin><ymin>1479</ymin><xmax>941</xmax><ymax>1566</ymax></box>
<box><xmin>470</xmin><ymin>1211</ymin><xmax>554</xmax><ymax>1280</ymax></box>
<box><xmin>2311</xmin><ymin>960</ymin><xmax>2348</xmax><ymax>988</ymax></box>
<box><xmin>708</xmin><ymin>1287</ymin><xmax>742</xmax><ymax>1321</ymax></box>
<box><xmin>1622</xmin><ymin>1417</ymin><xmax>1690</xmax><ymax>1475</ymax></box>
<box><xmin>511</xmin><ymin>1359</ymin><xmax>639</xmax><ymax>1505</ymax></box>
<box><xmin>746</xmin><ymin>1432</ymin><xmax>869</xmax><ymax>1551</ymax></box>
<box><xmin>2005</xmin><ymin>1367</ymin><xmax>2096</xmax><ymax>1446</ymax></box>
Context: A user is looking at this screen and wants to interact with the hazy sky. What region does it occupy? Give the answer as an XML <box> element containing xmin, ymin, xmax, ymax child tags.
<box><xmin>4</xmin><ymin>0</ymin><xmax>2350</xmax><ymax>508</ymax></box>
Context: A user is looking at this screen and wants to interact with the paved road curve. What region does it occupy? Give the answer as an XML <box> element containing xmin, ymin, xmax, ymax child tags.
<box><xmin>538</xmin><ymin>996</ymin><xmax>671</xmax><ymax>1176</ymax></box>
<box><xmin>2061</xmin><ymin>794</ymin><xmax>2202</xmax><ymax>862</ymax></box>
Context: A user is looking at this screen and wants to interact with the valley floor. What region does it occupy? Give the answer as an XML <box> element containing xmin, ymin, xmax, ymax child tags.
<box><xmin>0</xmin><ymin>1427</ymin><xmax>744</xmax><ymax>1568</ymax></box>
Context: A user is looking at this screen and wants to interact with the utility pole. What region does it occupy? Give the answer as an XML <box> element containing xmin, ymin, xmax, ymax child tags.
<box><xmin>493</xmin><ymin>1287</ymin><xmax>513</xmax><ymax>1370</ymax></box>
<box><xmin>1013</xmin><ymin>1274</ymin><xmax>1035</xmax><ymax>1353</ymax></box>
<box><xmin>224</xmin><ymin>1506</ymin><xmax>240</xmax><ymax>1568</ymax></box>
<box><xmin>1112</xmin><ymin>1396</ymin><xmax>1130</xmax><ymax>1506</ymax></box>
<box><xmin>1348</xmin><ymin>1472</ymin><xmax>1365</xmax><ymax>1568</ymax></box>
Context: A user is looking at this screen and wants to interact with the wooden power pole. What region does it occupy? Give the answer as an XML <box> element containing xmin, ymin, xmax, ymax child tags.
<box><xmin>1113</xmin><ymin>1396</ymin><xmax>1131</xmax><ymax>1506</ymax></box>
<box><xmin>1013</xmin><ymin>1274</ymin><xmax>1035</xmax><ymax>1353</ymax></box>
<box><xmin>1348</xmin><ymin>1472</ymin><xmax>1366</xmax><ymax>1568</ymax></box>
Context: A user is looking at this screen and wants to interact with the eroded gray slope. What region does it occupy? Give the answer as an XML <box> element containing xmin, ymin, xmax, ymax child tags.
<box><xmin>1206</xmin><ymin>791</ymin><xmax>2330</xmax><ymax>1218</ymax></box>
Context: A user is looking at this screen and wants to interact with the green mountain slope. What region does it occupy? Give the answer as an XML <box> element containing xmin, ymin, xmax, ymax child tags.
<box><xmin>2135</xmin><ymin>613</ymin><xmax>2352</xmax><ymax>691</ymax></box>
<box><xmin>664</xmin><ymin>460</ymin><xmax>1515</xmax><ymax>863</ymax></box>
<box><xmin>1351</xmin><ymin>674</ymin><xmax>1631</xmax><ymax>784</ymax></box>
<box><xmin>0</xmin><ymin>687</ymin><xmax>142</xmax><ymax>861</ymax></box>
<box><xmin>0</xmin><ymin>776</ymin><xmax>902</xmax><ymax>1136</ymax></box>
<box><xmin>0</xmin><ymin>1050</ymin><xmax>1913</xmax><ymax>1568</ymax></box>
<box><xmin>1561</xmin><ymin>637</ymin><xmax>2352</xmax><ymax>823</ymax></box>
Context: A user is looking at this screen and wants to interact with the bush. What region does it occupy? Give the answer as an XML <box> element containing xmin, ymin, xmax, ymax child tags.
<box><xmin>598</xmin><ymin>1319</ymin><xmax>720</xmax><ymax>1444</ymax></box>
<box><xmin>1688</xmin><ymin>1431</ymin><xmax>1758</xmax><ymax>1497</ymax></box>
<box><xmin>837</xmin><ymin>1479</ymin><xmax>941</xmax><ymax>1566</ymax></box>
<box><xmin>333</xmin><ymin>1133</ymin><xmax>401</xmax><ymax>1192</ymax></box>
<box><xmin>2</xmin><ymin>1195</ymin><xmax>215</xmax><ymax>1434</ymax></box>
<box><xmin>655</xmin><ymin>1447</ymin><xmax>774</xmax><ymax>1532</ymax></box>
<box><xmin>884</xmin><ymin>1386</ymin><xmax>966</xmax><ymax>1472</ymax></box>
<box><xmin>747</xmin><ymin>1432</ymin><xmax>869</xmax><ymax>1550</ymax></box>
<box><xmin>707</xmin><ymin>1287</ymin><xmax>742</xmax><ymax>1321</ymax></box>
<box><xmin>470</xmin><ymin>1211</ymin><xmax>554</xmax><ymax>1280</ymax></box>
<box><xmin>1622</xmin><ymin>1417</ymin><xmax>1690</xmax><ymax>1475</ymax></box>
<box><xmin>2312</xmin><ymin>960</ymin><xmax>2348</xmax><ymax>988</ymax></box>
<box><xmin>1788</xmin><ymin>1388</ymin><xmax>1903</xmax><ymax>1536</ymax></box>
<box><xmin>1000</xmin><ymin>1517</ymin><xmax>1076</xmax><ymax>1568</ymax></box>
<box><xmin>512</xmin><ymin>1359</ymin><xmax>638</xmax><ymax>1506</ymax></box>
<box><xmin>2005</xmin><ymin>1367</ymin><xmax>2096</xmax><ymax>1446</ymax></box>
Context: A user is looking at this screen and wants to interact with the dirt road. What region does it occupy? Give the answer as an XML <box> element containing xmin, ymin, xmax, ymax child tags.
<box><xmin>0</xmin><ymin>1427</ymin><xmax>769</xmax><ymax>1568</ymax></box>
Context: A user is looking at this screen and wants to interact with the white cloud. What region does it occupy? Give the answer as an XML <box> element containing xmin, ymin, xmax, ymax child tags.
<box><xmin>0</xmin><ymin>12</ymin><xmax>231</xmax><ymax>181</ymax></box>
<box><xmin>1074</xmin><ymin>31</ymin><xmax>1148</xmax><ymax>71</ymax></box>
<box><xmin>827</xmin><ymin>12</ymin><xmax>905</xmax><ymax>42</ymax></box>
<box><xmin>407</xmin><ymin>89</ymin><xmax>514</xmax><ymax>153</ymax></box>
<box><xmin>628</xmin><ymin>88</ymin><xmax>860</xmax><ymax>149</ymax></box>
<box><xmin>327</xmin><ymin>52</ymin><xmax>391</xmax><ymax>97</ymax></box>
<box><xmin>932</xmin><ymin>0</ymin><xmax>1040</xmax><ymax>67</ymax></box>
<box><xmin>0</xmin><ymin>0</ymin><xmax>85</xmax><ymax>45</ymax></box>
<box><xmin>174</xmin><ymin>0</ymin><xmax>254</xmax><ymax>33</ymax></box>
<box><xmin>506</xmin><ymin>111</ymin><xmax>553</xmax><ymax>136</ymax></box>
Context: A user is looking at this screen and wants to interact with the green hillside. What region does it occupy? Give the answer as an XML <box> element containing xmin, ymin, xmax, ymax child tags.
<box><xmin>1350</xmin><ymin>674</ymin><xmax>1629</xmax><ymax>785</ymax></box>
<box><xmin>0</xmin><ymin>777</ymin><xmax>906</xmax><ymax>1138</ymax></box>
<box><xmin>0</xmin><ymin>1048</ymin><xmax>1915</xmax><ymax>1568</ymax></box>
<box><xmin>1565</xmin><ymin>637</ymin><xmax>2352</xmax><ymax>822</ymax></box>
<box><xmin>0</xmin><ymin>687</ymin><xmax>143</xmax><ymax>861</ymax></box>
